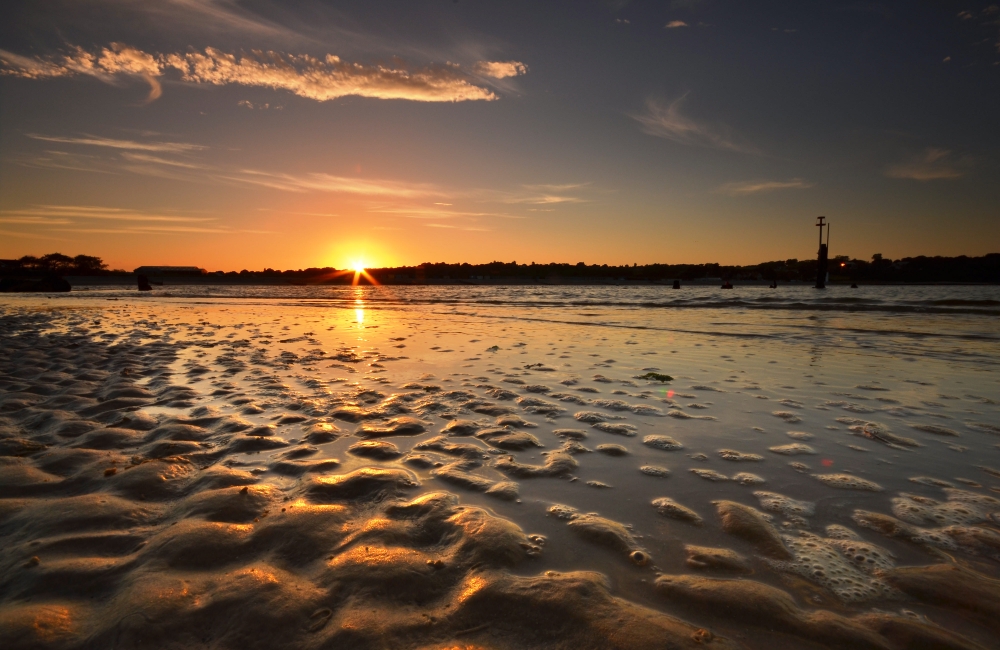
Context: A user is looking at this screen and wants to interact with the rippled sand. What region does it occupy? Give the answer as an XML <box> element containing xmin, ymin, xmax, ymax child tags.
<box><xmin>1</xmin><ymin>288</ymin><xmax>999</xmax><ymax>649</ymax></box>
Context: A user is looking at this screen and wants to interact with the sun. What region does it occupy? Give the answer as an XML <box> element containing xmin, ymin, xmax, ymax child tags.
<box><xmin>344</xmin><ymin>259</ymin><xmax>378</xmax><ymax>286</ymax></box>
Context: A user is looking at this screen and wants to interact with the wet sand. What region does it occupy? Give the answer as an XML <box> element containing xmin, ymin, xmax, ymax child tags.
<box><xmin>1</xmin><ymin>286</ymin><xmax>999</xmax><ymax>649</ymax></box>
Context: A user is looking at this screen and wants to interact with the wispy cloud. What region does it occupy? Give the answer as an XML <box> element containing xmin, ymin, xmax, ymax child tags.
<box><xmin>0</xmin><ymin>204</ymin><xmax>269</xmax><ymax>237</ymax></box>
<box><xmin>0</xmin><ymin>205</ymin><xmax>212</xmax><ymax>223</ymax></box>
<box><xmin>0</xmin><ymin>216</ymin><xmax>73</xmax><ymax>225</ymax></box>
<box><xmin>0</xmin><ymin>228</ymin><xmax>63</xmax><ymax>240</ymax></box>
<box><xmin>719</xmin><ymin>179</ymin><xmax>814</xmax><ymax>195</ymax></box>
<box><xmin>498</xmin><ymin>183</ymin><xmax>590</xmax><ymax>205</ymax></box>
<box><xmin>19</xmin><ymin>132</ymin><xmax>589</xmax><ymax>212</ymax></box>
<box><xmin>150</xmin><ymin>0</ymin><xmax>295</xmax><ymax>37</ymax></box>
<box><xmin>505</xmin><ymin>194</ymin><xmax>586</xmax><ymax>205</ymax></box>
<box><xmin>15</xmin><ymin>120</ymin><xmax>594</xmax><ymax>241</ymax></box>
<box><xmin>61</xmin><ymin>225</ymin><xmax>232</xmax><ymax>234</ymax></box>
<box><xmin>523</xmin><ymin>183</ymin><xmax>586</xmax><ymax>192</ymax></box>
<box><xmin>665</xmin><ymin>20</ymin><xmax>689</xmax><ymax>28</ymax></box>
<box><xmin>631</xmin><ymin>95</ymin><xmax>758</xmax><ymax>153</ymax></box>
<box><xmin>222</xmin><ymin>170</ymin><xmax>441</xmax><ymax>197</ymax></box>
<box><xmin>885</xmin><ymin>148</ymin><xmax>967</xmax><ymax>181</ymax></box>
<box><xmin>27</xmin><ymin>133</ymin><xmax>205</xmax><ymax>152</ymax></box>
<box><xmin>423</xmin><ymin>223</ymin><xmax>490</xmax><ymax>232</ymax></box>
<box><xmin>2</xmin><ymin>44</ymin><xmax>528</xmax><ymax>103</ymax></box>
<box><xmin>368</xmin><ymin>206</ymin><xmax>523</xmax><ymax>219</ymax></box>
<box><xmin>120</xmin><ymin>152</ymin><xmax>207</xmax><ymax>168</ymax></box>
<box><xmin>19</xmin><ymin>150</ymin><xmax>117</xmax><ymax>174</ymax></box>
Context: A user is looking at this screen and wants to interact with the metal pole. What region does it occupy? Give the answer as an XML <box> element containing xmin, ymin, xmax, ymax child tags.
<box><xmin>815</xmin><ymin>216</ymin><xmax>828</xmax><ymax>289</ymax></box>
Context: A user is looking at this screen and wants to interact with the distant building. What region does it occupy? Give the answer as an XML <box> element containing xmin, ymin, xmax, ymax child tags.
<box><xmin>133</xmin><ymin>266</ymin><xmax>207</xmax><ymax>276</ymax></box>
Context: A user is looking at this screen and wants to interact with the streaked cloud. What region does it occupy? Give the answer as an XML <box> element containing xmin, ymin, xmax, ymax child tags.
<box><xmin>665</xmin><ymin>20</ymin><xmax>689</xmax><ymax>28</ymax></box>
<box><xmin>222</xmin><ymin>170</ymin><xmax>442</xmax><ymax>197</ymax></box>
<box><xmin>61</xmin><ymin>225</ymin><xmax>232</xmax><ymax>234</ymax></box>
<box><xmin>423</xmin><ymin>223</ymin><xmax>490</xmax><ymax>232</ymax></box>
<box><xmin>631</xmin><ymin>95</ymin><xmax>758</xmax><ymax>153</ymax></box>
<box><xmin>0</xmin><ymin>205</ymin><xmax>212</xmax><ymax>223</ymax></box>
<box><xmin>719</xmin><ymin>179</ymin><xmax>814</xmax><ymax>195</ymax></box>
<box><xmin>474</xmin><ymin>61</ymin><xmax>528</xmax><ymax>79</ymax></box>
<box><xmin>18</xmin><ymin>133</ymin><xmax>584</xmax><ymax>212</ymax></box>
<box><xmin>153</xmin><ymin>0</ymin><xmax>287</xmax><ymax>37</ymax></box>
<box><xmin>0</xmin><ymin>204</ymin><xmax>269</xmax><ymax>237</ymax></box>
<box><xmin>523</xmin><ymin>183</ymin><xmax>587</xmax><ymax>192</ymax></box>
<box><xmin>0</xmin><ymin>228</ymin><xmax>63</xmax><ymax>240</ymax></box>
<box><xmin>885</xmin><ymin>148</ymin><xmax>966</xmax><ymax>181</ymax></box>
<box><xmin>368</xmin><ymin>206</ymin><xmax>523</xmax><ymax>219</ymax></box>
<box><xmin>120</xmin><ymin>152</ymin><xmax>206</xmax><ymax>169</ymax></box>
<box><xmin>499</xmin><ymin>183</ymin><xmax>590</xmax><ymax>205</ymax></box>
<box><xmin>19</xmin><ymin>150</ymin><xmax>117</xmax><ymax>174</ymax></box>
<box><xmin>2</xmin><ymin>44</ymin><xmax>528</xmax><ymax>103</ymax></box>
<box><xmin>505</xmin><ymin>194</ymin><xmax>586</xmax><ymax>205</ymax></box>
<box><xmin>27</xmin><ymin>133</ymin><xmax>205</xmax><ymax>152</ymax></box>
<box><xmin>0</xmin><ymin>216</ymin><xmax>73</xmax><ymax>225</ymax></box>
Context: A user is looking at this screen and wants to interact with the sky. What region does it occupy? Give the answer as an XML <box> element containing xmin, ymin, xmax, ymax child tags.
<box><xmin>1</xmin><ymin>0</ymin><xmax>998</xmax><ymax>271</ymax></box>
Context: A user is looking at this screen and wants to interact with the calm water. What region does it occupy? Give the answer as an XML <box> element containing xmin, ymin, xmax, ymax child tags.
<box><xmin>52</xmin><ymin>283</ymin><xmax>1000</xmax><ymax>364</ymax></box>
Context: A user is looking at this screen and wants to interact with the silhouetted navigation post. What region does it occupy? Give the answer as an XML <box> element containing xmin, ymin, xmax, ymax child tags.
<box><xmin>815</xmin><ymin>216</ymin><xmax>830</xmax><ymax>289</ymax></box>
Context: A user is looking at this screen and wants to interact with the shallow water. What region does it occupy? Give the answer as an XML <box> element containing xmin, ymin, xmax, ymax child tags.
<box><xmin>2</xmin><ymin>284</ymin><xmax>999</xmax><ymax>649</ymax></box>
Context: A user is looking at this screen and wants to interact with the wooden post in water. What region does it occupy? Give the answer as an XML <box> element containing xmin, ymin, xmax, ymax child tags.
<box><xmin>815</xmin><ymin>216</ymin><xmax>829</xmax><ymax>289</ymax></box>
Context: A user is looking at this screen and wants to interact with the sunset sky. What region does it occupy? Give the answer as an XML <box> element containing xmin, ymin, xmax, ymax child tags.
<box><xmin>1</xmin><ymin>1</ymin><xmax>998</xmax><ymax>271</ymax></box>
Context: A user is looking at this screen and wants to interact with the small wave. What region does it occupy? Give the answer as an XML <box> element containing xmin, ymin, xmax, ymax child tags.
<box><xmin>62</xmin><ymin>284</ymin><xmax>1000</xmax><ymax>318</ymax></box>
<box><xmin>926</xmin><ymin>299</ymin><xmax>1000</xmax><ymax>306</ymax></box>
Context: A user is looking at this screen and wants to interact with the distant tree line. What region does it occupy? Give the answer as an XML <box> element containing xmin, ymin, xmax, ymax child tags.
<box><xmin>833</xmin><ymin>253</ymin><xmax>1000</xmax><ymax>283</ymax></box>
<box><xmin>1</xmin><ymin>253</ymin><xmax>110</xmax><ymax>275</ymax></box>
<box><xmin>357</xmin><ymin>254</ymin><xmax>1000</xmax><ymax>284</ymax></box>
<box><xmin>2</xmin><ymin>252</ymin><xmax>998</xmax><ymax>284</ymax></box>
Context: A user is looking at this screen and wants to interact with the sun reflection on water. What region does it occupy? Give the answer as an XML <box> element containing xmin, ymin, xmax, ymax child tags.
<box><xmin>354</xmin><ymin>289</ymin><xmax>365</xmax><ymax>326</ymax></box>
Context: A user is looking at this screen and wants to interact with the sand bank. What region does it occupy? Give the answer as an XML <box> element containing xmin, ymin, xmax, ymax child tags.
<box><xmin>1</xmin><ymin>286</ymin><xmax>999</xmax><ymax>648</ymax></box>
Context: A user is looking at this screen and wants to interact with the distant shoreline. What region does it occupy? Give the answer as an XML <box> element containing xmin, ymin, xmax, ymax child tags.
<box><xmin>5</xmin><ymin>252</ymin><xmax>999</xmax><ymax>285</ymax></box>
<box><xmin>54</xmin><ymin>276</ymin><xmax>1000</xmax><ymax>288</ymax></box>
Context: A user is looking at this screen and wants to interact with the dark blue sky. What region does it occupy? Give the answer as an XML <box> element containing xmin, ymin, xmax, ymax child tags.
<box><xmin>1</xmin><ymin>1</ymin><xmax>997</xmax><ymax>269</ymax></box>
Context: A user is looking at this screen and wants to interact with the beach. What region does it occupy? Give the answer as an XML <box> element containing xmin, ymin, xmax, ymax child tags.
<box><xmin>2</xmin><ymin>284</ymin><xmax>999</xmax><ymax>649</ymax></box>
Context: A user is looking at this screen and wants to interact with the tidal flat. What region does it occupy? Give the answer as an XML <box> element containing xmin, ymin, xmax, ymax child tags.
<box><xmin>1</xmin><ymin>285</ymin><xmax>999</xmax><ymax>649</ymax></box>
